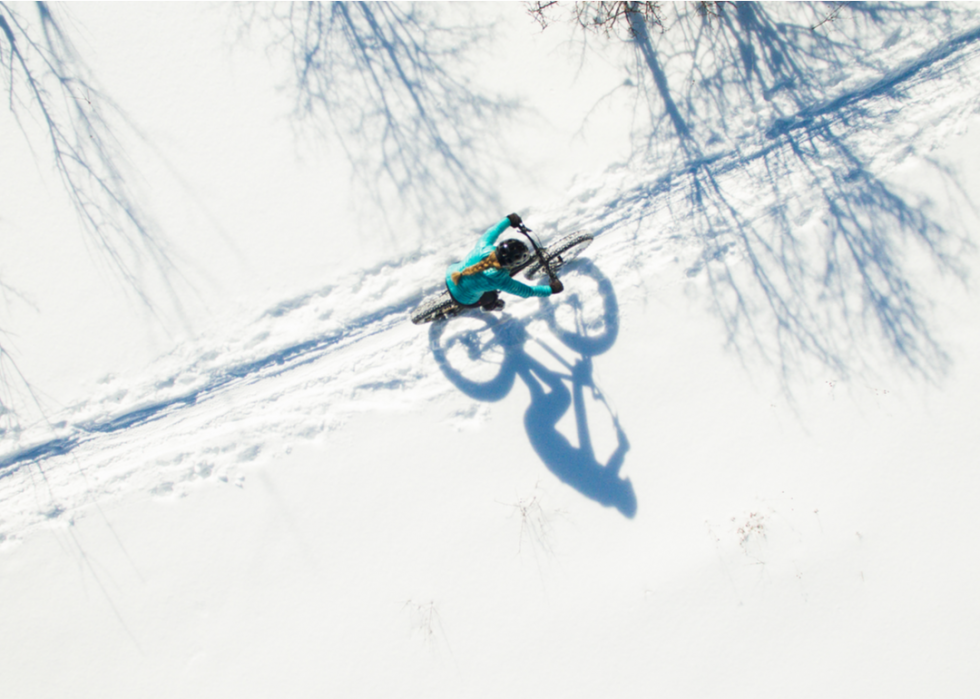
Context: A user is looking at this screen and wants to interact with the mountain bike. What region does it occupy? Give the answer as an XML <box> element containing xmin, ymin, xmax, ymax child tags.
<box><xmin>409</xmin><ymin>225</ymin><xmax>593</xmax><ymax>325</ymax></box>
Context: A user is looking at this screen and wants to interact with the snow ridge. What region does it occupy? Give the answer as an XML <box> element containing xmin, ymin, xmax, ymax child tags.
<box><xmin>0</xmin><ymin>279</ymin><xmax>423</xmax><ymax>476</ymax></box>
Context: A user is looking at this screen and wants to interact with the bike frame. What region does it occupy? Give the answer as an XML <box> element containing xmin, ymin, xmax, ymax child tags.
<box><xmin>515</xmin><ymin>223</ymin><xmax>559</xmax><ymax>285</ymax></box>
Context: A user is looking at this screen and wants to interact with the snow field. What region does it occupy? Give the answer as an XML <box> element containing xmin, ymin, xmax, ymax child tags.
<box><xmin>3</xmin><ymin>3</ymin><xmax>980</xmax><ymax>698</ymax></box>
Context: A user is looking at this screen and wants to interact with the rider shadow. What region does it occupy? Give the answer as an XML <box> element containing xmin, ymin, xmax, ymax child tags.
<box><xmin>430</xmin><ymin>261</ymin><xmax>636</xmax><ymax>518</ymax></box>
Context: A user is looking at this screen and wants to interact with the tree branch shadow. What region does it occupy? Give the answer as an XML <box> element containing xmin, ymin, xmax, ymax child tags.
<box><xmin>1</xmin><ymin>2</ymin><xmax>185</xmax><ymax>424</ymax></box>
<box><xmin>1</xmin><ymin>2</ymin><xmax>179</xmax><ymax>309</ymax></box>
<box><xmin>592</xmin><ymin>2</ymin><xmax>977</xmax><ymax>391</ymax></box>
<box><xmin>234</xmin><ymin>2</ymin><xmax>519</xmax><ymax>234</ymax></box>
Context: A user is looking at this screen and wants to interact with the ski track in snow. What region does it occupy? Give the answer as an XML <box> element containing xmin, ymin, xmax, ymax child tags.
<box><xmin>3</xmin><ymin>12</ymin><xmax>980</xmax><ymax>543</ymax></box>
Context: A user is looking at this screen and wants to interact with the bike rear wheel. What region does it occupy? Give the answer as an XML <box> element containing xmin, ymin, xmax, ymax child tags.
<box><xmin>410</xmin><ymin>290</ymin><xmax>463</xmax><ymax>325</ymax></box>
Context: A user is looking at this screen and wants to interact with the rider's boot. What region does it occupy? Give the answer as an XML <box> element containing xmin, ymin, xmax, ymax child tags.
<box><xmin>479</xmin><ymin>291</ymin><xmax>505</xmax><ymax>312</ymax></box>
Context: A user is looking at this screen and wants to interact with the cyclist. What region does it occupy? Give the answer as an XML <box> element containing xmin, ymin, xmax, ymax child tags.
<box><xmin>446</xmin><ymin>213</ymin><xmax>563</xmax><ymax>312</ymax></box>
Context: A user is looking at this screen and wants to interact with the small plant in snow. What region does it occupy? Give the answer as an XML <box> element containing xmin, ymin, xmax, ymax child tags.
<box><xmin>402</xmin><ymin>599</ymin><xmax>446</xmax><ymax>647</ymax></box>
<box><xmin>733</xmin><ymin>511</ymin><xmax>768</xmax><ymax>560</ymax></box>
<box><xmin>810</xmin><ymin>2</ymin><xmax>844</xmax><ymax>31</ymax></box>
<box><xmin>526</xmin><ymin>1</ymin><xmax>722</xmax><ymax>38</ymax></box>
<box><xmin>826</xmin><ymin>380</ymin><xmax>838</xmax><ymax>400</ymax></box>
<box><xmin>502</xmin><ymin>483</ymin><xmax>567</xmax><ymax>560</ymax></box>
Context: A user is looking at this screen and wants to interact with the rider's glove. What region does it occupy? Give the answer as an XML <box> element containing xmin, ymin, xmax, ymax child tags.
<box><xmin>507</xmin><ymin>213</ymin><xmax>522</xmax><ymax>228</ymax></box>
<box><xmin>550</xmin><ymin>279</ymin><xmax>564</xmax><ymax>294</ymax></box>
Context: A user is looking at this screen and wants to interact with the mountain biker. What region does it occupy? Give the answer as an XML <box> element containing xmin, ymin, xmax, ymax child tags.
<box><xmin>446</xmin><ymin>213</ymin><xmax>564</xmax><ymax>312</ymax></box>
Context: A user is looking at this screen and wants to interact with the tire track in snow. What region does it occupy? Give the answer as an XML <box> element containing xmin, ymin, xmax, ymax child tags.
<box><xmin>0</xmin><ymin>294</ymin><xmax>421</xmax><ymax>476</ymax></box>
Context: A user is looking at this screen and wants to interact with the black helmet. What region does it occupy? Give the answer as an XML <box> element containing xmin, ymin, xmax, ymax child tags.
<box><xmin>496</xmin><ymin>238</ymin><xmax>530</xmax><ymax>267</ymax></box>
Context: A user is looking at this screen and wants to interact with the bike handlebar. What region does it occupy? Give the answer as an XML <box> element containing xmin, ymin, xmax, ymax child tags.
<box><xmin>514</xmin><ymin>221</ymin><xmax>558</xmax><ymax>285</ymax></box>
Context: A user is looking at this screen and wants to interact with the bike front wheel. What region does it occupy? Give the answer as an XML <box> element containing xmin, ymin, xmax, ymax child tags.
<box><xmin>523</xmin><ymin>231</ymin><xmax>594</xmax><ymax>280</ymax></box>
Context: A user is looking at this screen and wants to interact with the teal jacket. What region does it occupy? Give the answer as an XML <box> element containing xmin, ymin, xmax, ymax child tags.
<box><xmin>446</xmin><ymin>218</ymin><xmax>553</xmax><ymax>305</ymax></box>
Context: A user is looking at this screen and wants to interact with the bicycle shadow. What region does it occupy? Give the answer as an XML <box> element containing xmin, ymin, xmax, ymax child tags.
<box><xmin>429</xmin><ymin>261</ymin><xmax>636</xmax><ymax>518</ymax></box>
